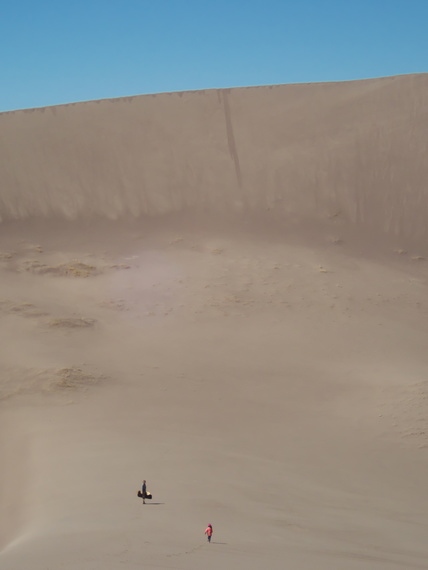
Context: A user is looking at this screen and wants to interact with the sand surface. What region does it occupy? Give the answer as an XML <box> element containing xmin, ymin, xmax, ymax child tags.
<box><xmin>1</xmin><ymin>75</ymin><xmax>428</xmax><ymax>569</ymax></box>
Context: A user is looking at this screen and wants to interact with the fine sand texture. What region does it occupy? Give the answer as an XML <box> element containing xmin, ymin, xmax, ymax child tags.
<box><xmin>1</xmin><ymin>74</ymin><xmax>428</xmax><ymax>569</ymax></box>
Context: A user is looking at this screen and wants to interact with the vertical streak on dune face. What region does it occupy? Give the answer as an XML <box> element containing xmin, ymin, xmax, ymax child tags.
<box><xmin>220</xmin><ymin>89</ymin><xmax>243</xmax><ymax>189</ymax></box>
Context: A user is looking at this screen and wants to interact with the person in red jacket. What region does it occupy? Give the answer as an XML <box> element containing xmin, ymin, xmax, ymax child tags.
<box><xmin>204</xmin><ymin>524</ymin><xmax>213</xmax><ymax>543</ymax></box>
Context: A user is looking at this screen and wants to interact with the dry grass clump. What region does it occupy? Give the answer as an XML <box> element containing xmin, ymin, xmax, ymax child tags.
<box><xmin>99</xmin><ymin>298</ymin><xmax>128</xmax><ymax>311</ymax></box>
<box><xmin>0</xmin><ymin>251</ymin><xmax>14</xmax><ymax>260</ymax></box>
<box><xmin>0</xmin><ymin>366</ymin><xmax>104</xmax><ymax>401</ymax></box>
<box><xmin>109</xmin><ymin>263</ymin><xmax>130</xmax><ymax>270</ymax></box>
<box><xmin>48</xmin><ymin>317</ymin><xmax>96</xmax><ymax>328</ymax></box>
<box><xmin>57</xmin><ymin>262</ymin><xmax>99</xmax><ymax>277</ymax></box>
<box><xmin>20</xmin><ymin>259</ymin><xmax>130</xmax><ymax>277</ymax></box>
<box><xmin>21</xmin><ymin>260</ymin><xmax>99</xmax><ymax>277</ymax></box>
<box><xmin>54</xmin><ymin>367</ymin><xmax>100</xmax><ymax>389</ymax></box>
<box><xmin>0</xmin><ymin>300</ymin><xmax>48</xmax><ymax>318</ymax></box>
<box><xmin>27</xmin><ymin>244</ymin><xmax>43</xmax><ymax>253</ymax></box>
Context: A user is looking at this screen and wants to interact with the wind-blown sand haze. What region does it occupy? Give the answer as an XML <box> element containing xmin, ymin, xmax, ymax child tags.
<box><xmin>1</xmin><ymin>74</ymin><xmax>428</xmax><ymax>569</ymax></box>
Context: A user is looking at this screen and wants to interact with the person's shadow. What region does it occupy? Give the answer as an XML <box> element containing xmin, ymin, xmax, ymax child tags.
<box><xmin>143</xmin><ymin>502</ymin><xmax>165</xmax><ymax>505</ymax></box>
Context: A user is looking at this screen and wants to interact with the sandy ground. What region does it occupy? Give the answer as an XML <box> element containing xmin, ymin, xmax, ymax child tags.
<box><xmin>1</xmin><ymin>75</ymin><xmax>428</xmax><ymax>569</ymax></box>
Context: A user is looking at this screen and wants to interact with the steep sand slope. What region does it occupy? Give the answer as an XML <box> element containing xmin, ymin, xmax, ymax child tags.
<box><xmin>1</xmin><ymin>74</ymin><xmax>428</xmax><ymax>248</ymax></box>
<box><xmin>1</xmin><ymin>76</ymin><xmax>428</xmax><ymax>569</ymax></box>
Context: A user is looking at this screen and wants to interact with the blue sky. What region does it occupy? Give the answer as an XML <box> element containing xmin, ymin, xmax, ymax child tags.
<box><xmin>1</xmin><ymin>0</ymin><xmax>427</xmax><ymax>111</ymax></box>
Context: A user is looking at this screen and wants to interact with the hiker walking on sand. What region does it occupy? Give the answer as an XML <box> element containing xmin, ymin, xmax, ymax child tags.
<box><xmin>142</xmin><ymin>480</ymin><xmax>147</xmax><ymax>504</ymax></box>
<box><xmin>205</xmin><ymin>524</ymin><xmax>213</xmax><ymax>543</ymax></box>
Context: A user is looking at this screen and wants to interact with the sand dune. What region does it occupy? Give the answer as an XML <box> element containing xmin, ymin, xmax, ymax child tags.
<box><xmin>1</xmin><ymin>75</ymin><xmax>428</xmax><ymax>569</ymax></box>
<box><xmin>1</xmin><ymin>74</ymin><xmax>428</xmax><ymax>245</ymax></box>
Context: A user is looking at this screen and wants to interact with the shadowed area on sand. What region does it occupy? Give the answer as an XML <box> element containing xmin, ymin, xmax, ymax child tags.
<box><xmin>1</xmin><ymin>75</ymin><xmax>428</xmax><ymax>570</ymax></box>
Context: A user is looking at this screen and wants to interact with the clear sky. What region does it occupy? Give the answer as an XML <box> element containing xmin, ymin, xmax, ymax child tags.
<box><xmin>1</xmin><ymin>0</ymin><xmax>427</xmax><ymax>111</ymax></box>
